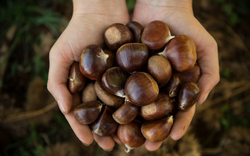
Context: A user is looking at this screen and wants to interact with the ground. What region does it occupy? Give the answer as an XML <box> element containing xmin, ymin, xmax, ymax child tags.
<box><xmin>0</xmin><ymin>0</ymin><xmax>250</xmax><ymax>155</ymax></box>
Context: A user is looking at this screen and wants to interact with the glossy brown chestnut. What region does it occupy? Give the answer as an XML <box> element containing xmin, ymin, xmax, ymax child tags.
<box><xmin>141</xmin><ymin>93</ymin><xmax>173</xmax><ymax>120</ymax></box>
<box><xmin>79</xmin><ymin>45</ymin><xmax>114</xmax><ymax>80</ymax></box>
<box><xmin>160</xmin><ymin>35</ymin><xmax>197</xmax><ymax>72</ymax></box>
<box><xmin>103</xmin><ymin>49</ymin><xmax>115</xmax><ymax>69</ymax></box>
<box><xmin>113</xmin><ymin>101</ymin><xmax>138</xmax><ymax>124</ymax></box>
<box><xmin>104</xmin><ymin>23</ymin><xmax>134</xmax><ymax>51</ymax></box>
<box><xmin>94</xmin><ymin>80</ymin><xmax>124</xmax><ymax>107</ymax></box>
<box><xmin>117</xmin><ymin>121</ymin><xmax>145</xmax><ymax>153</ymax></box>
<box><xmin>68</xmin><ymin>62</ymin><xmax>87</xmax><ymax>94</ymax></box>
<box><xmin>116</xmin><ymin>43</ymin><xmax>149</xmax><ymax>73</ymax></box>
<box><xmin>126</xmin><ymin>21</ymin><xmax>144</xmax><ymax>43</ymax></box>
<box><xmin>141</xmin><ymin>20</ymin><xmax>174</xmax><ymax>50</ymax></box>
<box><xmin>161</xmin><ymin>73</ymin><xmax>181</xmax><ymax>97</ymax></box>
<box><xmin>178</xmin><ymin>82</ymin><xmax>200</xmax><ymax>111</ymax></box>
<box><xmin>141</xmin><ymin>115</ymin><xmax>173</xmax><ymax>142</ymax></box>
<box><xmin>102</xmin><ymin>66</ymin><xmax>129</xmax><ymax>97</ymax></box>
<box><xmin>74</xmin><ymin>101</ymin><xmax>102</xmax><ymax>125</ymax></box>
<box><xmin>90</xmin><ymin>105</ymin><xmax>118</xmax><ymax>136</ymax></box>
<box><xmin>124</xmin><ymin>72</ymin><xmax>159</xmax><ymax>106</ymax></box>
<box><xmin>147</xmin><ymin>55</ymin><xmax>172</xmax><ymax>87</ymax></box>
<box><xmin>81</xmin><ymin>82</ymin><xmax>97</xmax><ymax>103</ymax></box>
<box><xmin>175</xmin><ymin>64</ymin><xmax>201</xmax><ymax>84</ymax></box>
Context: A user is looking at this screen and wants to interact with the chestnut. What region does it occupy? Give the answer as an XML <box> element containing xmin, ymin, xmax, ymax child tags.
<box><xmin>79</xmin><ymin>45</ymin><xmax>114</xmax><ymax>80</ymax></box>
<box><xmin>74</xmin><ymin>101</ymin><xmax>102</xmax><ymax>125</ymax></box>
<box><xmin>141</xmin><ymin>93</ymin><xmax>173</xmax><ymax>120</ymax></box>
<box><xmin>81</xmin><ymin>82</ymin><xmax>97</xmax><ymax>103</ymax></box>
<box><xmin>147</xmin><ymin>55</ymin><xmax>172</xmax><ymax>87</ymax></box>
<box><xmin>178</xmin><ymin>82</ymin><xmax>200</xmax><ymax>111</ymax></box>
<box><xmin>141</xmin><ymin>20</ymin><xmax>174</xmax><ymax>50</ymax></box>
<box><xmin>94</xmin><ymin>80</ymin><xmax>124</xmax><ymax>107</ymax></box>
<box><xmin>103</xmin><ymin>49</ymin><xmax>115</xmax><ymax>69</ymax></box>
<box><xmin>104</xmin><ymin>23</ymin><xmax>134</xmax><ymax>51</ymax></box>
<box><xmin>113</xmin><ymin>101</ymin><xmax>138</xmax><ymax>124</ymax></box>
<box><xmin>161</xmin><ymin>73</ymin><xmax>181</xmax><ymax>97</ymax></box>
<box><xmin>68</xmin><ymin>62</ymin><xmax>87</xmax><ymax>94</ymax></box>
<box><xmin>116</xmin><ymin>43</ymin><xmax>149</xmax><ymax>73</ymax></box>
<box><xmin>126</xmin><ymin>21</ymin><xmax>144</xmax><ymax>43</ymax></box>
<box><xmin>117</xmin><ymin>121</ymin><xmax>145</xmax><ymax>153</ymax></box>
<box><xmin>175</xmin><ymin>64</ymin><xmax>201</xmax><ymax>84</ymax></box>
<box><xmin>102</xmin><ymin>66</ymin><xmax>129</xmax><ymax>97</ymax></box>
<box><xmin>125</xmin><ymin>72</ymin><xmax>159</xmax><ymax>106</ymax></box>
<box><xmin>90</xmin><ymin>105</ymin><xmax>118</xmax><ymax>136</ymax></box>
<box><xmin>141</xmin><ymin>115</ymin><xmax>173</xmax><ymax>142</ymax></box>
<box><xmin>159</xmin><ymin>35</ymin><xmax>197</xmax><ymax>72</ymax></box>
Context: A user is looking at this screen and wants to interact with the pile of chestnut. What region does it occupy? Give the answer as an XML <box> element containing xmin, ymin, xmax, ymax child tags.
<box><xmin>68</xmin><ymin>20</ymin><xmax>201</xmax><ymax>153</ymax></box>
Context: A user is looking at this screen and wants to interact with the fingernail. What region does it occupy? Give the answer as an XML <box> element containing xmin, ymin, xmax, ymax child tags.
<box><xmin>57</xmin><ymin>101</ymin><xmax>66</xmax><ymax>114</ymax></box>
<box><xmin>82</xmin><ymin>142</ymin><xmax>91</xmax><ymax>146</ymax></box>
<box><xmin>200</xmin><ymin>92</ymin><xmax>209</xmax><ymax>104</ymax></box>
<box><xmin>103</xmin><ymin>148</ymin><xmax>113</xmax><ymax>152</ymax></box>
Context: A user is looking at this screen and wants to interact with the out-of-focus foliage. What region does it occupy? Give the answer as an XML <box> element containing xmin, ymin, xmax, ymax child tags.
<box><xmin>212</xmin><ymin>0</ymin><xmax>250</xmax><ymax>26</ymax></box>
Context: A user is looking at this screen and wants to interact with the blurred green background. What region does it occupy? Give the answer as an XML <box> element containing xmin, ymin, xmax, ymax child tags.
<box><xmin>1</xmin><ymin>0</ymin><xmax>250</xmax><ymax>155</ymax></box>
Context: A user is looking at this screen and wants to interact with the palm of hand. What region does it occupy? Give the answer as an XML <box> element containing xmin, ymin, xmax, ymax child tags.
<box><xmin>132</xmin><ymin>1</ymin><xmax>219</xmax><ymax>151</ymax></box>
<box><xmin>48</xmin><ymin>11</ymin><xmax>129</xmax><ymax>150</ymax></box>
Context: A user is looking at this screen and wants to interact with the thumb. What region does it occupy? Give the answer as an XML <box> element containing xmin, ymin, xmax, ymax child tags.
<box><xmin>47</xmin><ymin>38</ymin><xmax>75</xmax><ymax>114</ymax></box>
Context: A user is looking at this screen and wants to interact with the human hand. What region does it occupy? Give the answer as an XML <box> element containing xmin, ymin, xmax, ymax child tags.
<box><xmin>132</xmin><ymin>0</ymin><xmax>220</xmax><ymax>151</ymax></box>
<box><xmin>47</xmin><ymin>0</ymin><xmax>129</xmax><ymax>151</ymax></box>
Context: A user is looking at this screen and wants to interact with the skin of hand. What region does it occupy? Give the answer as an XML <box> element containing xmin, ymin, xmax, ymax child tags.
<box><xmin>132</xmin><ymin>0</ymin><xmax>220</xmax><ymax>151</ymax></box>
<box><xmin>47</xmin><ymin>0</ymin><xmax>129</xmax><ymax>151</ymax></box>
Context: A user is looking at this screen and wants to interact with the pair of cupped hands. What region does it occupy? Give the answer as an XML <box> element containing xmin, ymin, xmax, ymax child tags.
<box><xmin>47</xmin><ymin>0</ymin><xmax>219</xmax><ymax>151</ymax></box>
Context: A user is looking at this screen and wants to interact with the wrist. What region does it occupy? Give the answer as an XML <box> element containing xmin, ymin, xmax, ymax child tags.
<box><xmin>72</xmin><ymin>0</ymin><xmax>127</xmax><ymax>15</ymax></box>
<box><xmin>136</xmin><ymin>0</ymin><xmax>193</xmax><ymax>14</ymax></box>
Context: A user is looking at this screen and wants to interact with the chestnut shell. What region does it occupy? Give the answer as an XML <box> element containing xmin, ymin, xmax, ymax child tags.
<box><xmin>74</xmin><ymin>101</ymin><xmax>102</xmax><ymax>125</ymax></box>
<box><xmin>147</xmin><ymin>55</ymin><xmax>172</xmax><ymax>87</ymax></box>
<box><xmin>68</xmin><ymin>62</ymin><xmax>87</xmax><ymax>94</ymax></box>
<box><xmin>104</xmin><ymin>23</ymin><xmax>134</xmax><ymax>51</ymax></box>
<box><xmin>161</xmin><ymin>73</ymin><xmax>181</xmax><ymax>98</ymax></box>
<box><xmin>116</xmin><ymin>43</ymin><xmax>149</xmax><ymax>73</ymax></box>
<box><xmin>141</xmin><ymin>20</ymin><xmax>172</xmax><ymax>50</ymax></box>
<box><xmin>163</xmin><ymin>35</ymin><xmax>197</xmax><ymax>72</ymax></box>
<box><xmin>113</xmin><ymin>101</ymin><xmax>138</xmax><ymax>124</ymax></box>
<box><xmin>94</xmin><ymin>80</ymin><xmax>124</xmax><ymax>107</ymax></box>
<box><xmin>141</xmin><ymin>116</ymin><xmax>173</xmax><ymax>142</ymax></box>
<box><xmin>126</xmin><ymin>21</ymin><xmax>144</xmax><ymax>43</ymax></box>
<box><xmin>141</xmin><ymin>93</ymin><xmax>173</xmax><ymax>120</ymax></box>
<box><xmin>90</xmin><ymin>105</ymin><xmax>118</xmax><ymax>136</ymax></box>
<box><xmin>79</xmin><ymin>45</ymin><xmax>114</xmax><ymax>80</ymax></box>
<box><xmin>124</xmin><ymin>72</ymin><xmax>159</xmax><ymax>106</ymax></box>
<box><xmin>175</xmin><ymin>64</ymin><xmax>201</xmax><ymax>84</ymax></box>
<box><xmin>102</xmin><ymin>66</ymin><xmax>129</xmax><ymax>97</ymax></box>
<box><xmin>117</xmin><ymin>121</ymin><xmax>145</xmax><ymax>151</ymax></box>
<box><xmin>178</xmin><ymin>82</ymin><xmax>200</xmax><ymax>111</ymax></box>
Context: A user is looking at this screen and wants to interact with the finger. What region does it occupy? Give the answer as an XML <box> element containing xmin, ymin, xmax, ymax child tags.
<box><xmin>144</xmin><ymin>140</ymin><xmax>162</xmax><ymax>151</ymax></box>
<box><xmin>170</xmin><ymin>105</ymin><xmax>195</xmax><ymax>140</ymax></box>
<box><xmin>197</xmin><ymin>43</ymin><xmax>220</xmax><ymax>104</ymax></box>
<box><xmin>113</xmin><ymin>133</ymin><xmax>122</xmax><ymax>144</ymax></box>
<box><xmin>93</xmin><ymin>133</ymin><xmax>115</xmax><ymax>151</ymax></box>
<box><xmin>47</xmin><ymin>41</ymin><xmax>76</xmax><ymax>114</ymax></box>
<box><xmin>65</xmin><ymin>111</ymin><xmax>94</xmax><ymax>145</ymax></box>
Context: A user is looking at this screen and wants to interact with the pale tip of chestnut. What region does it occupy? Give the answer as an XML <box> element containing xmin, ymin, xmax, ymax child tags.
<box><xmin>125</xmin><ymin>144</ymin><xmax>133</xmax><ymax>153</ymax></box>
<box><xmin>115</xmin><ymin>89</ymin><xmax>125</xmax><ymax>98</ymax></box>
<box><xmin>169</xmin><ymin>90</ymin><xmax>176</xmax><ymax>97</ymax></box>
<box><xmin>168</xmin><ymin>115</ymin><xmax>174</xmax><ymax>123</ymax></box>
<box><xmin>96</xmin><ymin>49</ymin><xmax>109</xmax><ymax>65</ymax></box>
<box><xmin>166</xmin><ymin>36</ymin><xmax>175</xmax><ymax>43</ymax></box>
<box><xmin>93</xmin><ymin>126</ymin><xmax>102</xmax><ymax>136</ymax></box>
